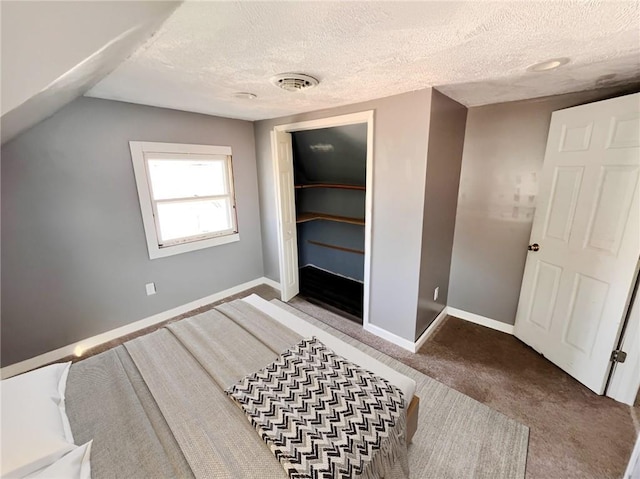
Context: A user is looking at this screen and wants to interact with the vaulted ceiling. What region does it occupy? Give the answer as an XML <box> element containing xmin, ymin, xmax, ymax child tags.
<box><xmin>2</xmin><ymin>1</ymin><xmax>639</xmax><ymax>143</ymax></box>
<box><xmin>0</xmin><ymin>1</ymin><xmax>179</xmax><ymax>143</ymax></box>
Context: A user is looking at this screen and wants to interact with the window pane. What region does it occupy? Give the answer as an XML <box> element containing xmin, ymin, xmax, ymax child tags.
<box><xmin>148</xmin><ymin>159</ymin><xmax>227</xmax><ymax>200</ymax></box>
<box><xmin>156</xmin><ymin>198</ymin><xmax>233</xmax><ymax>243</ymax></box>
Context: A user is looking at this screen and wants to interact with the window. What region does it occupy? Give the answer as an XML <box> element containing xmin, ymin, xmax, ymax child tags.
<box><xmin>129</xmin><ymin>141</ymin><xmax>239</xmax><ymax>259</ymax></box>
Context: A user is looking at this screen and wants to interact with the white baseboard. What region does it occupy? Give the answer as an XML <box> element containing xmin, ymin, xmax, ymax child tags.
<box><xmin>363</xmin><ymin>323</ymin><xmax>417</xmax><ymax>353</ymax></box>
<box><xmin>446</xmin><ymin>307</ymin><xmax>514</xmax><ymax>334</ymax></box>
<box><xmin>1</xmin><ymin>276</ymin><xmax>281</xmax><ymax>380</ymax></box>
<box><xmin>414</xmin><ymin>307</ymin><xmax>449</xmax><ymax>353</ymax></box>
<box><xmin>261</xmin><ymin>276</ymin><xmax>281</xmax><ymax>291</ymax></box>
<box><xmin>364</xmin><ymin>306</ymin><xmax>512</xmax><ymax>353</ymax></box>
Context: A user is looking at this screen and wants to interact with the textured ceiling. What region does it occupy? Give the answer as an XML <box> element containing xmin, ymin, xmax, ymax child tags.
<box><xmin>87</xmin><ymin>1</ymin><xmax>640</xmax><ymax>120</ymax></box>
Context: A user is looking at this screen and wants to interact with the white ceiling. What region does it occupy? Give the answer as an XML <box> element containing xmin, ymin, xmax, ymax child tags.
<box><xmin>86</xmin><ymin>1</ymin><xmax>640</xmax><ymax>121</ymax></box>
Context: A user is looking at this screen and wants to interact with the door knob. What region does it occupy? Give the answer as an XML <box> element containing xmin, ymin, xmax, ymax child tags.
<box><xmin>528</xmin><ymin>243</ymin><xmax>540</xmax><ymax>252</ymax></box>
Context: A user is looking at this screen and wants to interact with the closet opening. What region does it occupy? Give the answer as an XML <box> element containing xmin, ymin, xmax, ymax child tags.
<box><xmin>292</xmin><ymin>124</ymin><xmax>367</xmax><ymax>322</ymax></box>
<box><xmin>271</xmin><ymin>111</ymin><xmax>373</xmax><ymax>328</ymax></box>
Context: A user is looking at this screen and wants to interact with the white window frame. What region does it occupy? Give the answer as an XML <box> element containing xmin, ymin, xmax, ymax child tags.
<box><xmin>129</xmin><ymin>141</ymin><xmax>239</xmax><ymax>259</ymax></box>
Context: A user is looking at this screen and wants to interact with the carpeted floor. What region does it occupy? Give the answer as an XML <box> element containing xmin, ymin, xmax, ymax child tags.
<box><xmin>286</xmin><ymin>295</ymin><xmax>639</xmax><ymax>479</ymax></box>
<box><xmin>270</xmin><ymin>298</ymin><xmax>528</xmax><ymax>479</ymax></box>
<box><xmin>66</xmin><ymin>284</ymin><xmax>638</xmax><ymax>478</ymax></box>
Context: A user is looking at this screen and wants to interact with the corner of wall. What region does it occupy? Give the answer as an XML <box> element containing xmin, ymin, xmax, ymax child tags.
<box><xmin>415</xmin><ymin>90</ymin><xmax>468</xmax><ymax>339</ymax></box>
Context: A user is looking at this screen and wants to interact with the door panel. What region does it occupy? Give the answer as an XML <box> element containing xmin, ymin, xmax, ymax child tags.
<box><xmin>543</xmin><ymin>167</ymin><xmax>583</xmax><ymax>242</ymax></box>
<box><xmin>607</xmin><ymin>115</ymin><xmax>640</xmax><ymax>149</ymax></box>
<box><xmin>515</xmin><ymin>93</ymin><xmax>640</xmax><ymax>394</ymax></box>
<box><xmin>526</xmin><ymin>261</ymin><xmax>562</xmax><ymax>332</ymax></box>
<box><xmin>584</xmin><ymin>166</ymin><xmax>639</xmax><ymax>254</ymax></box>
<box><xmin>562</xmin><ymin>273</ymin><xmax>608</xmax><ymax>354</ymax></box>
<box><xmin>272</xmin><ymin>130</ymin><xmax>299</xmax><ymax>301</ymax></box>
<box><xmin>559</xmin><ymin>122</ymin><xmax>593</xmax><ymax>151</ymax></box>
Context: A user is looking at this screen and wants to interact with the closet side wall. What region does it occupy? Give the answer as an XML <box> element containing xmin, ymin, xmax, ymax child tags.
<box><xmin>416</xmin><ymin>90</ymin><xmax>468</xmax><ymax>339</ymax></box>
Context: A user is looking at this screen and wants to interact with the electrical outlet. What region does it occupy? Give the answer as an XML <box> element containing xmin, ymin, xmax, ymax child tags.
<box><xmin>433</xmin><ymin>286</ymin><xmax>439</xmax><ymax>302</ymax></box>
<box><xmin>145</xmin><ymin>282</ymin><xmax>156</xmax><ymax>296</ymax></box>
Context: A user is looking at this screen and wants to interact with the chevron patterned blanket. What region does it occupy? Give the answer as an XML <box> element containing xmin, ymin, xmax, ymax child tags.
<box><xmin>226</xmin><ymin>337</ymin><xmax>409</xmax><ymax>479</ymax></box>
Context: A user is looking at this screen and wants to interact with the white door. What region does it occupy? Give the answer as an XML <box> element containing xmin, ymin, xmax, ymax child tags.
<box><xmin>514</xmin><ymin>93</ymin><xmax>640</xmax><ymax>394</ymax></box>
<box><xmin>271</xmin><ymin>129</ymin><xmax>299</xmax><ymax>301</ymax></box>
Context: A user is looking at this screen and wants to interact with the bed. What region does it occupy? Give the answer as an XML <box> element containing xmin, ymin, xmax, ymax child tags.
<box><xmin>3</xmin><ymin>294</ymin><xmax>419</xmax><ymax>478</ymax></box>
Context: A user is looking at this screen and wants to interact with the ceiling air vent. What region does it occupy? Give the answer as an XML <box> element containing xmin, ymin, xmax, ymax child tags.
<box><xmin>270</xmin><ymin>73</ymin><xmax>319</xmax><ymax>92</ymax></box>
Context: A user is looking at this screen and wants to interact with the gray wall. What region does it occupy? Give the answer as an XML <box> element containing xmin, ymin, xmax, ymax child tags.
<box><xmin>1</xmin><ymin>97</ymin><xmax>264</xmax><ymax>366</ymax></box>
<box><xmin>254</xmin><ymin>89</ymin><xmax>432</xmax><ymax>341</ymax></box>
<box><xmin>448</xmin><ymin>88</ymin><xmax>638</xmax><ymax>325</ymax></box>
<box><xmin>416</xmin><ymin>90</ymin><xmax>467</xmax><ymax>338</ymax></box>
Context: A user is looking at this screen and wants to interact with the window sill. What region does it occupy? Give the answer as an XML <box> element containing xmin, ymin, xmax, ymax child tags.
<box><xmin>147</xmin><ymin>232</ymin><xmax>240</xmax><ymax>259</ymax></box>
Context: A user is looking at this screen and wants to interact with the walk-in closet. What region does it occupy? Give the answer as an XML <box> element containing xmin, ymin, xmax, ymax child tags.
<box><xmin>292</xmin><ymin>123</ymin><xmax>367</xmax><ymax>322</ymax></box>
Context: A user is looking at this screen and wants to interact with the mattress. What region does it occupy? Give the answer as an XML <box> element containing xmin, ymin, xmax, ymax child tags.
<box><xmin>242</xmin><ymin>294</ymin><xmax>417</xmax><ymax>402</ymax></box>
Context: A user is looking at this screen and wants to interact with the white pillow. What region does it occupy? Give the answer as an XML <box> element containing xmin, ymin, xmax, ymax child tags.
<box><xmin>27</xmin><ymin>441</ymin><xmax>92</xmax><ymax>479</ymax></box>
<box><xmin>1</xmin><ymin>362</ymin><xmax>75</xmax><ymax>478</ymax></box>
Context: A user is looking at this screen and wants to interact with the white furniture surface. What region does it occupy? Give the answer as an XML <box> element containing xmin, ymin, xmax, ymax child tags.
<box><xmin>242</xmin><ymin>294</ymin><xmax>417</xmax><ymax>402</ymax></box>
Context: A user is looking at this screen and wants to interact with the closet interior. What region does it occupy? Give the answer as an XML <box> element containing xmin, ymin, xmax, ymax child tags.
<box><xmin>292</xmin><ymin>123</ymin><xmax>367</xmax><ymax>323</ymax></box>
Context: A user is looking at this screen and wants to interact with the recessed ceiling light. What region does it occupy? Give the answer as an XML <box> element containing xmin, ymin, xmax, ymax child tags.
<box><xmin>270</xmin><ymin>73</ymin><xmax>319</xmax><ymax>92</ymax></box>
<box><xmin>526</xmin><ymin>58</ymin><xmax>570</xmax><ymax>72</ymax></box>
<box><xmin>234</xmin><ymin>92</ymin><xmax>257</xmax><ymax>99</ymax></box>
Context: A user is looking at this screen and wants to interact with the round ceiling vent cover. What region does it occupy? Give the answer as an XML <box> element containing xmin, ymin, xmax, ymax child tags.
<box><xmin>270</xmin><ymin>73</ymin><xmax>319</xmax><ymax>92</ymax></box>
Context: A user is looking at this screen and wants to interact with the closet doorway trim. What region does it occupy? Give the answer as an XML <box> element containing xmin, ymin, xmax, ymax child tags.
<box><xmin>271</xmin><ymin>110</ymin><xmax>374</xmax><ymax>329</ymax></box>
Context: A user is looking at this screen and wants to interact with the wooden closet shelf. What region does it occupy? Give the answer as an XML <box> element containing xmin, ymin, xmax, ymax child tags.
<box><xmin>296</xmin><ymin>212</ymin><xmax>365</xmax><ymax>226</ymax></box>
<box><xmin>307</xmin><ymin>240</ymin><xmax>365</xmax><ymax>255</ymax></box>
<box><xmin>295</xmin><ymin>183</ymin><xmax>366</xmax><ymax>191</ymax></box>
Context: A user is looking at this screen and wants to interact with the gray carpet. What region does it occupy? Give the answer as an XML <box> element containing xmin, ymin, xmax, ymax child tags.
<box><xmin>271</xmin><ymin>299</ymin><xmax>529</xmax><ymax>479</ymax></box>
